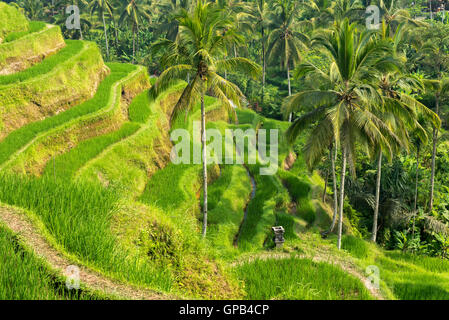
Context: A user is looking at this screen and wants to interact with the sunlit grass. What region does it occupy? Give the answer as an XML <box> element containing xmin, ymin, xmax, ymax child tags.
<box><xmin>237</xmin><ymin>257</ymin><xmax>373</xmax><ymax>300</ymax></box>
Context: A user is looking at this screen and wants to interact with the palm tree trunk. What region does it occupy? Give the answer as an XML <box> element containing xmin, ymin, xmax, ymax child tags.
<box><xmin>322</xmin><ymin>168</ymin><xmax>329</xmax><ymax>203</ymax></box>
<box><xmin>102</xmin><ymin>11</ymin><xmax>110</xmax><ymax>59</ymax></box>
<box><xmin>261</xmin><ymin>26</ymin><xmax>266</xmax><ymax>104</ymax></box>
<box><xmin>287</xmin><ymin>63</ymin><xmax>292</xmax><ymax>122</ymax></box>
<box><xmin>337</xmin><ymin>146</ymin><xmax>347</xmax><ymax>250</ymax></box>
<box><xmin>413</xmin><ymin>145</ymin><xmax>420</xmax><ymax>237</ymax></box>
<box><xmin>430</xmin><ymin>94</ymin><xmax>439</xmax><ymax>212</ymax></box>
<box><xmin>201</xmin><ymin>82</ymin><xmax>208</xmax><ymax>238</ymax></box>
<box><xmin>132</xmin><ymin>24</ymin><xmax>136</xmax><ymax>64</ymax></box>
<box><xmin>321</xmin><ymin>144</ymin><xmax>338</xmax><ymax>237</ymax></box>
<box><xmin>371</xmin><ymin>151</ymin><xmax>382</xmax><ymax>242</ymax></box>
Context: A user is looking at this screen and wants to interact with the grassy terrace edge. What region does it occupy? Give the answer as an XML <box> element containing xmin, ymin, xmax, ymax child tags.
<box><xmin>0</xmin><ymin>24</ymin><xmax>65</xmax><ymax>74</ymax></box>
<box><xmin>0</xmin><ymin>39</ymin><xmax>107</xmax><ymax>140</ymax></box>
<box><xmin>0</xmin><ymin>63</ymin><xmax>146</xmax><ymax>170</ymax></box>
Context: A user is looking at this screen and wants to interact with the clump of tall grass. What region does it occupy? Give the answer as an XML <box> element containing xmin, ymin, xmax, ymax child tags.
<box><xmin>237</xmin><ymin>257</ymin><xmax>373</xmax><ymax>300</ymax></box>
<box><xmin>0</xmin><ymin>40</ymin><xmax>83</xmax><ymax>86</ymax></box>
<box><xmin>0</xmin><ymin>173</ymin><xmax>173</xmax><ymax>291</ymax></box>
<box><xmin>128</xmin><ymin>90</ymin><xmax>152</xmax><ymax>123</ymax></box>
<box><xmin>0</xmin><ymin>64</ymin><xmax>136</xmax><ymax>165</ymax></box>
<box><xmin>341</xmin><ymin>235</ymin><xmax>370</xmax><ymax>259</ymax></box>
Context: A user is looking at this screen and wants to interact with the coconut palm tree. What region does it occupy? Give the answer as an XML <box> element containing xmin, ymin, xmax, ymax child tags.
<box><xmin>425</xmin><ymin>77</ymin><xmax>449</xmax><ymax>212</ymax></box>
<box><xmin>377</xmin><ymin>0</ymin><xmax>427</xmax><ymax>35</ymax></box>
<box><xmin>266</xmin><ymin>0</ymin><xmax>309</xmax><ymax>122</ymax></box>
<box><xmin>150</xmin><ymin>0</ymin><xmax>261</xmax><ymax>238</ymax></box>
<box><xmin>154</xmin><ymin>0</ymin><xmax>191</xmax><ymax>41</ymax></box>
<box><xmin>89</xmin><ymin>0</ymin><xmax>114</xmax><ymax>59</ymax></box>
<box><xmin>241</xmin><ymin>0</ymin><xmax>271</xmax><ymax>96</ymax></box>
<box><xmin>370</xmin><ymin>71</ymin><xmax>440</xmax><ymax>242</ymax></box>
<box><xmin>284</xmin><ymin>19</ymin><xmax>400</xmax><ymax>249</ymax></box>
<box><xmin>119</xmin><ymin>0</ymin><xmax>151</xmax><ymax>63</ymax></box>
<box><xmin>368</xmin><ymin>21</ymin><xmax>440</xmax><ymax>242</ymax></box>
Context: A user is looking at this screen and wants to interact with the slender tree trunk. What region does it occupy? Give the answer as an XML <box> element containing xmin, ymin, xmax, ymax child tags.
<box><xmin>371</xmin><ymin>151</ymin><xmax>382</xmax><ymax>242</ymax></box>
<box><xmin>337</xmin><ymin>147</ymin><xmax>347</xmax><ymax>250</ymax></box>
<box><xmin>287</xmin><ymin>63</ymin><xmax>292</xmax><ymax>122</ymax></box>
<box><xmin>430</xmin><ymin>0</ymin><xmax>433</xmax><ymax>20</ymax></box>
<box><xmin>430</xmin><ymin>94</ymin><xmax>439</xmax><ymax>212</ymax></box>
<box><xmin>102</xmin><ymin>11</ymin><xmax>110</xmax><ymax>59</ymax></box>
<box><xmin>322</xmin><ymin>168</ymin><xmax>329</xmax><ymax>203</ymax></box>
<box><xmin>330</xmin><ymin>144</ymin><xmax>338</xmax><ymax>232</ymax></box>
<box><xmin>261</xmin><ymin>26</ymin><xmax>265</xmax><ymax>104</ymax></box>
<box><xmin>413</xmin><ymin>145</ymin><xmax>420</xmax><ymax>237</ymax></box>
<box><xmin>79</xmin><ymin>26</ymin><xmax>83</xmax><ymax>40</ymax></box>
<box><xmin>201</xmin><ymin>82</ymin><xmax>208</xmax><ymax>238</ymax></box>
<box><xmin>132</xmin><ymin>24</ymin><xmax>136</xmax><ymax>64</ymax></box>
<box><xmin>321</xmin><ymin>144</ymin><xmax>338</xmax><ymax>237</ymax></box>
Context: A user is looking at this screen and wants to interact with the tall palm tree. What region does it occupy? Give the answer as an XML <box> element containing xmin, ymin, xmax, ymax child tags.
<box><xmin>409</xmin><ymin>23</ymin><xmax>449</xmax><ymax>212</ymax></box>
<box><xmin>119</xmin><ymin>0</ymin><xmax>151</xmax><ymax>63</ymax></box>
<box><xmin>284</xmin><ymin>19</ymin><xmax>399</xmax><ymax>249</ymax></box>
<box><xmin>369</xmin><ymin>21</ymin><xmax>440</xmax><ymax>242</ymax></box>
<box><xmin>370</xmin><ymin>72</ymin><xmax>439</xmax><ymax>242</ymax></box>
<box><xmin>154</xmin><ymin>0</ymin><xmax>191</xmax><ymax>41</ymax></box>
<box><xmin>267</xmin><ymin>0</ymin><xmax>309</xmax><ymax>122</ymax></box>
<box><xmin>377</xmin><ymin>0</ymin><xmax>427</xmax><ymax>35</ymax></box>
<box><xmin>425</xmin><ymin>77</ymin><xmax>449</xmax><ymax>212</ymax></box>
<box><xmin>241</xmin><ymin>0</ymin><xmax>270</xmax><ymax>98</ymax></box>
<box><xmin>150</xmin><ymin>0</ymin><xmax>260</xmax><ymax>238</ymax></box>
<box><xmin>89</xmin><ymin>0</ymin><xmax>114</xmax><ymax>59</ymax></box>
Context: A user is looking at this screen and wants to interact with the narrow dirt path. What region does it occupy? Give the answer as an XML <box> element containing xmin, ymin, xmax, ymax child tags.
<box><xmin>232</xmin><ymin>251</ymin><xmax>384</xmax><ymax>300</ymax></box>
<box><xmin>0</xmin><ymin>206</ymin><xmax>172</xmax><ymax>300</ymax></box>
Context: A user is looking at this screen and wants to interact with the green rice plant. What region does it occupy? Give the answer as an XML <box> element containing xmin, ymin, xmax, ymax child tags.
<box><xmin>236</xmin><ymin>257</ymin><xmax>373</xmax><ymax>300</ymax></box>
<box><xmin>0</xmin><ymin>2</ymin><xmax>28</xmax><ymax>39</ymax></box>
<box><xmin>0</xmin><ymin>63</ymin><xmax>136</xmax><ymax>166</ymax></box>
<box><xmin>297</xmin><ymin>200</ymin><xmax>316</xmax><ymax>224</ymax></box>
<box><xmin>385</xmin><ymin>251</ymin><xmax>449</xmax><ymax>273</ymax></box>
<box><xmin>0</xmin><ymin>226</ymin><xmax>100</xmax><ymax>300</ymax></box>
<box><xmin>341</xmin><ymin>235</ymin><xmax>370</xmax><ymax>259</ymax></box>
<box><xmin>4</xmin><ymin>21</ymin><xmax>47</xmax><ymax>42</ymax></box>
<box><xmin>128</xmin><ymin>90</ymin><xmax>152</xmax><ymax>123</ymax></box>
<box><xmin>278</xmin><ymin>169</ymin><xmax>311</xmax><ymax>201</ymax></box>
<box><xmin>0</xmin><ymin>174</ymin><xmax>173</xmax><ymax>292</ymax></box>
<box><xmin>0</xmin><ymin>39</ymin><xmax>82</xmax><ymax>86</ymax></box>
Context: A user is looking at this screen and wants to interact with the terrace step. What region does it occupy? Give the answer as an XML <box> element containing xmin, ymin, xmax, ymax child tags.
<box><xmin>0</xmin><ymin>64</ymin><xmax>149</xmax><ymax>174</ymax></box>
<box><xmin>0</xmin><ymin>24</ymin><xmax>66</xmax><ymax>75</ymax></box>
<box><xmin>0</xmin><ymin>40</ymin><xmax>108</xmax><ymax>141</ymax></box>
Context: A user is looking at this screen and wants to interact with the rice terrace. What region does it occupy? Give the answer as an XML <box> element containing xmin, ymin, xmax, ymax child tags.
<box><xmin>1</xmin><ymin>0</ymin><xmax>449</xmax><ymax>306</ymax></box>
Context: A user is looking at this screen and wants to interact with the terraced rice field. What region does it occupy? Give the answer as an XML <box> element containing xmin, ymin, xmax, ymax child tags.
<box><xmin>1</xmin><ymin>1</ymin><xmax>448</xmax><ymax>301</ymax></box>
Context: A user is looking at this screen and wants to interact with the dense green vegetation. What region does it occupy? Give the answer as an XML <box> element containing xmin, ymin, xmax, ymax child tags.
<box><xmin>2</xmin><ymin>0</ymin><xmax>449</xmax><ymax>301</ymax></box>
